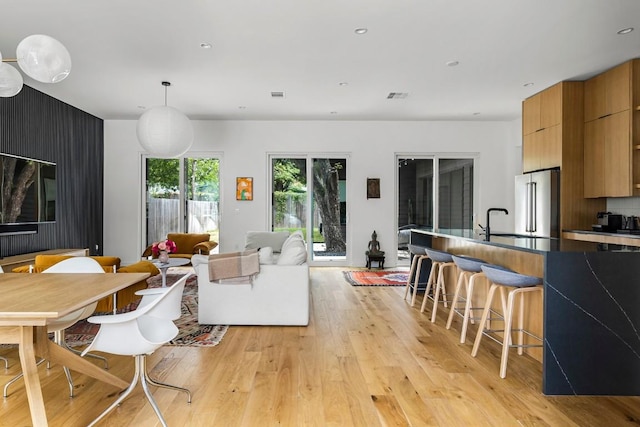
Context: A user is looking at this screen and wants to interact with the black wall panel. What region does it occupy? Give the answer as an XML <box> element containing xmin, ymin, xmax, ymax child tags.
<box><xmin>0</xmin><ymin>85</ymin><xmax>103</xmax><ymax>258</ymax></box>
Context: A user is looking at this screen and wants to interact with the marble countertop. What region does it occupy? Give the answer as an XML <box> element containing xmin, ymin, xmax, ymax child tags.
<box><xmin>410</xmin><ymin>228</ymin><xmax>640</xmax><ymax>254</ymax></box>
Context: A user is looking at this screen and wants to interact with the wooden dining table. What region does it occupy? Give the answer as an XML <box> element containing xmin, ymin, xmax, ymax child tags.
<box><xmin>0</xmin><ymin>272</ymin><xmax>150</xmax><ymax>427</ymax></box>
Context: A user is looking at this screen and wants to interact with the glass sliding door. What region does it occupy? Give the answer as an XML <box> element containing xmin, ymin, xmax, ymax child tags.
<box><xmin>397</xmin><ymin>157</ymin><xmax>434</xmax><ymax>263</ymax></box>
<box><xmin>271</xmin><ymin>157</ymin><xmax>307</xmax><ymax>236</ymax></box>
<box><xmin>397</xmin><ymin>155</ymin><xmax>475</xmax><ymax>264</ymax></box>
<box><xmin>438</xmin><ymin>158</ymin><xmax>474</xmax><ymax>230</ymax></box>
<box><xmin>311</xmin><ymin>158</ymin><xmax>347</xmax><ymax>262</ymax></box>
<box><xmin>144</xmin><ymin>155</ymin><xmax>220</xmax><ymax>248</ymax></box>
<box><xmin>270</xmin><ymin>155</ymin><xmax>348</xmax><ymax>265</ymax></box>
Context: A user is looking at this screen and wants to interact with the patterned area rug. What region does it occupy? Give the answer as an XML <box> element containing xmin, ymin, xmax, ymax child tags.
<box><xmin>343</xmin><ymin>270</ymin><xmax>409</xmax><ymax>286</ymax></box>
<box><xmin>65</xmin><ymin>273</ymin><xmax>228</xmax><ymax>347</ymax></box>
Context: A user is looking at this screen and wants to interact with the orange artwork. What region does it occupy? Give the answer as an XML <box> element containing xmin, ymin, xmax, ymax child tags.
<box><xmin>236</xmin><ymin>177</ymin><xmax>253</xmax><ymax>201</ymax></box>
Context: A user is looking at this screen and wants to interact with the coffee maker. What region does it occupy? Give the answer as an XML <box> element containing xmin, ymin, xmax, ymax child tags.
<box><xmin>593</xmin><ymin>212</ymin><xmax>624</xmax><ymax>232</ymax></box>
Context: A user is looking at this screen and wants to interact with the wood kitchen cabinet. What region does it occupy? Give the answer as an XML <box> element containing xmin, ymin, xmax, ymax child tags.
<box><xmin>523</xmin><ymin>83</ymin><xmax>562</xmax><ymax>135</ymax></box>
<box><xmin>584</xmin><ymin>112</ymin><xmax>631</xmax><ymax>197</ymax></box>
<box><xmin>583</xmin><ymin>59</ymin><xmax>640</xmax><ymax>198</ymax></box>
<box><xmin>522</xmin><ymin>83</ymin><xmax>563</xmax><ymax>173</ymax></box>
<box><xmin>523</xmin><ymin>125</ymin><xmax>561</xmax><ymax>172</ymax></box>
<box><xmin>584</xmin><ymin>61</ymin><xmax>632</xmax><ymax>122</ymax></box>
<box><xmin>521</xmin><ymin>81</ymin><xmax>606</xmax><ymax>231</ymax></box>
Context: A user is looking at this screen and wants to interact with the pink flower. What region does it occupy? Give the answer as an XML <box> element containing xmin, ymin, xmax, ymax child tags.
<box><xmin>152</xmin><ymin>239</ymin><xmax>177</xmax><ymax>256</ymax></box>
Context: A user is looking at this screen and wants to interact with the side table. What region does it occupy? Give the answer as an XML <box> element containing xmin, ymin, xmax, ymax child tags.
<box><xmin>151</xmin><ymin>257</ymin><xmax>190</xmax><ymax>287</ymax></box>
<box><xmin>366</xmin><ymin>253</ymin><xmax>385</xmax><ymax>270</ymax></box>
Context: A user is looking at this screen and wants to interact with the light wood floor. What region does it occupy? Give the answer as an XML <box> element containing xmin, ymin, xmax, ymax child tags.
<box><xmin>2</xmin><ymin>267</ymin><xmax>640</xmax><ymax>426</ymax></box>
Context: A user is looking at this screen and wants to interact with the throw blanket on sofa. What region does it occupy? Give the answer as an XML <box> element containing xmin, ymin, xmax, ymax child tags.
<box><xmin>208</xmin><ymin>249</ymin><xmax>260</xmax><ymax>282</ymax></box>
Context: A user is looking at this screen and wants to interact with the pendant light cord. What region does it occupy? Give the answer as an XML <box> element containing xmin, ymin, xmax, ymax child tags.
<box><xmin>162</xmin><ymin>81</ymin><xmax>170</xmax><ymax>107</ymax></box>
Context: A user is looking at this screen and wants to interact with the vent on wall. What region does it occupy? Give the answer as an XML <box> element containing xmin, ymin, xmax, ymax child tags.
<box><xmin>271</xmin><ymin>91</ymin><xmax>285</xmax><ymax>98</ymax></box>
<box><xmin>387</xmin><ymin>92</ymin><xmax>408</xmax><ymax>99</ymax></box>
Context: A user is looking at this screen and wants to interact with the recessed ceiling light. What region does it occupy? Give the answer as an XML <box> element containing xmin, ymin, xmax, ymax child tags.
<box><xmin>446</xmin><ymin>60</ymin><xmax>459</xmax><ymax>67</ymax></box>
<box><xmin>199</xmin><ymin>42</ymin><xmax>212</xmax><ymax>49</ymax></box>
<box><xmin>617</xmin><ymin>27</ymin><xmax>634</xmax><ymax>35</ymax></box>
<box><xmin>354</xmin><ymin>28</ymin><xmax>368</xmax><ymax>35</ymax></box>
<box><xmin>338</xmin><ymin>82</ymin><xmax>348</xmax><ymax>86</ymax></box>
<box><xmin>524</xmin><ymin>82</ymin><xmax>534</xmax><ymax>87</ymax></box>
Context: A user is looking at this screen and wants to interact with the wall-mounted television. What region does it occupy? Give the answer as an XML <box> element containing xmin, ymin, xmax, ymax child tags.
<box><xmin>0</xmin><ymin>153</ymin><xmax>56</xmax><ymax>225</ymax></box>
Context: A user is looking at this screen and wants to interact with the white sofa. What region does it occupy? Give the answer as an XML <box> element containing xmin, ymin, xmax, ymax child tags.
<box><xmin>192</xmin><ymin>231</ymin><xmax>309</xmax><ymax>326</ymax></box>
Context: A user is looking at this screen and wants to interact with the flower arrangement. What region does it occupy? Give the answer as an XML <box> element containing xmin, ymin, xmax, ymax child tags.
<box><xmin>152</xmin><ymin>239</ymin><xmax>177</xmax><ymax>256</ymax></box>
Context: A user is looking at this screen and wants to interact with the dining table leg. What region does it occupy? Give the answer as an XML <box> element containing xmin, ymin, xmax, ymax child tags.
<box><xmin>0</xmin><ymin>325</ymin><xmax>129</xmax><ymax>427</ymax></box>
<box><xmin>33</xmin><ymin>326</ymin><xmax>129</xmax><ymax>389</ymax></box>
<box><xmin>18</xmin><ymin>326</ymin><xmax>49</xmax><ymax>427</ymax></box>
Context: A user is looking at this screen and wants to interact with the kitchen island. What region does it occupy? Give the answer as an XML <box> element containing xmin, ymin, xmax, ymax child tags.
<box><xmin>410</xmin><ymin>228</ymin><xmax>640</xmax><ymax>396</ymax></box>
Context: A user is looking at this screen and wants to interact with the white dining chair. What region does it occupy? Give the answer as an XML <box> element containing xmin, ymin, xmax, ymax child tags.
<box><xmin>3</xmin><ymin>257</ymin><xmax>108</xmax><ymax>398</ymax></box>
<box><xmin>82</xmin><ymin>273</ymin><xmax>192</xmax><ymax>427</ymax></box>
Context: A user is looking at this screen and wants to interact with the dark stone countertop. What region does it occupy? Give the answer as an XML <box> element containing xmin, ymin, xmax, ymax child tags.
<box><xmin>409</xmin><ymin>228</ymin><xmax>640</xmax><ymax>254</ymax></box>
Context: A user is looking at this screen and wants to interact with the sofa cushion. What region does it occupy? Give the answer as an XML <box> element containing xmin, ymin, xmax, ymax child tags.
<box><xmin>277</xmin><ymin>240</ymin><xmax>307</xmax><ymax>265</ymax></box>
<box><xmin>117</xmin><ymin>260</ymin><xmax>160</xmax><ymax>276</ymax></box>
<box><xmin>281</xmin><ymin>232</ymin><xmax>304</xmax><ymax>253</ymax></box>
<box><xmin>245</xmin><ymin>231</ymin><xmax>290</xmax><ymax>252</ymax></box>
<box><xmin>258</xmin><ymin>247</ymin><xmax>275</xmax><ymax>264</ymax></box>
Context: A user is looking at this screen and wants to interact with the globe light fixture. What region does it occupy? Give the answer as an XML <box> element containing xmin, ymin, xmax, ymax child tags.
<box><xmin>0</xmin><ymin>34</ymin><xmax>71</xmax><ymax>97</ymax></box>
<box><xmin>136</xmin><ymin>81</ymin><xmax>194</xmax><ymax>158</ymax></box>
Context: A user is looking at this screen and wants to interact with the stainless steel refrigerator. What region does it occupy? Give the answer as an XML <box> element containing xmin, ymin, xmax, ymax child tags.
<box><xmin>515</xmin><ymin>169</ymin><xmax>560</xmax><ymax>238</ymax></box>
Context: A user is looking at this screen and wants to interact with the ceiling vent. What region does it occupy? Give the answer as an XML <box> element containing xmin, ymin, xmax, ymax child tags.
<box><xmin>387</xmin><ymin>92</ymin><xmax>408</xmax><ymax>99</ymax></box>
<box><xmin>271</xmin><ymin>91</ymin><xmax>285</xmax><ymax>98</ymax></box>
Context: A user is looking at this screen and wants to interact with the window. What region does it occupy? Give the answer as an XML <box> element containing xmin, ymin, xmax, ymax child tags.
<box><xmin>143</xmin><ymin>155</ymin><xmax>220</xmax><ymax>247</ymax></box>
<box><xmin>397</xmin><ymin>155</ymin><xmax>475</xmax><ymax>262</ymax></box>
<box><xmin>270</xmin><ymin>155</ymin><xmax>349</xmax><ymax>265</ymax></box>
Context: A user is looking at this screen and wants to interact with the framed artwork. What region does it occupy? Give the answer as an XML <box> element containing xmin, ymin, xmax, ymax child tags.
<box><xmin>367</xmin><ymin>178</ymin><xmax>380</xmax><ymax>199</ymax></box>
<box><xmin>236</xmin><ymin>177</ymin><xmax>253</xmax><ymax>201</ymax></box>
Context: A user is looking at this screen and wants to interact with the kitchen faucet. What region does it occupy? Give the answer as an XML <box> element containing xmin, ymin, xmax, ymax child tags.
<box><xmin>483</xmin><ymin>208</ymin><xmax>509</xmax><ymax>240</ymax></box>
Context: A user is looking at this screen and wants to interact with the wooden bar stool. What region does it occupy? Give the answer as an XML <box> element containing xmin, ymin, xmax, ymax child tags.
<box><xmin>471</xmin><ymin>265</ymin><xmax>543</xmax><ymax>378</ymax></box>
<box><xmin>420</xmin><ymin>248</ymin><xmax>456</xmax><ymax>323</ymax></box>
<box><xmin>403</xmin><ymin>244</ymin><xmax>429</xmax><ymax>306</ymax></box>
<box><xmin>445</xmin><ymin>255</ymin><xmax>488</xmax><ymax>343</ymax></box>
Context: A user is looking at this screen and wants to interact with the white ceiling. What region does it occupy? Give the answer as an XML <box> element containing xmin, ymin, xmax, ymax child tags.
<box><xmin>2</xmin><ymin>0</ymin><xmax>640</xmax><ymax>121</ymax></box>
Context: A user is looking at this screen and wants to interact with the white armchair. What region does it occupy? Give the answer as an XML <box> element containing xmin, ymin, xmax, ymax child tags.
<box><xmin>82</xmin><ymin>273</ymin><xmax>192</xmax><ymax>427</ymax></box>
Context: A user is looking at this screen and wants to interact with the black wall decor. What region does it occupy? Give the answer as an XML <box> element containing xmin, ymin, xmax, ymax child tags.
<box><xmin>0</xmin><ymin>85</ymin><xmax>103</xmax><ymax>258</ymax></box>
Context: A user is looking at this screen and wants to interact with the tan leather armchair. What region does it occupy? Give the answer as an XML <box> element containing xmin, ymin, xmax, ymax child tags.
<box><xmin>142</xmin><ymin>233</ymin><xmax>218</xmax><ymax>261</ymax></box>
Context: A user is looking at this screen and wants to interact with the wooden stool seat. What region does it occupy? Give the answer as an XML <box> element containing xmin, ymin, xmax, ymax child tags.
<box><xmin>471</xmin><ymin>265</ymin><xmax>543</xmax><ymax>378</ymax></box>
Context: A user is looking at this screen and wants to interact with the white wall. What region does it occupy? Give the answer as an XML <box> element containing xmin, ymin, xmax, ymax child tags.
<box><xmin>104</xmin><ymin>120</ymin><xmax>521</xmax><ymax>265</ymax></box>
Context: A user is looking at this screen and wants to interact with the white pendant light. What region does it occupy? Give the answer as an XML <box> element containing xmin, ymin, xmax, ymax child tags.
<box><xmin>16</xmin><ymin>34</ymin><xmax>72</xmax><ymax>83</ymax></box>
<box><xmin>0</xmin><ymin>62</ymin><xmax>24</xmax><ymax>97</ymax></box>
<box><xmin>136</xmin><ymin>81</ymin><xmax>193</xmax><ymax>158</ymax></box>
<box><xmin>0</xmin><ymin>34</ymin><xmax>71</xmax><ymax>97</ymax></box>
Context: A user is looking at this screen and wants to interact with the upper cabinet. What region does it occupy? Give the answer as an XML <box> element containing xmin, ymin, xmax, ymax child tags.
<box><xmin>584</xmin><ymin>61</ymin><xmax>632</xmax><ymax>122</ymax></box>
<box><xmin>583</xmin><ymin>59</ymin><xmax>640</xmax><ymax>198</ymax></box>
<box><xmin>522</xmin><ymin>82</ymin><xmax>566</xmax><ymax>173</ymax></box>
<box><xmin>522</xmin><ymin>81</ymin><xmax>605</xmax><ymax>231</ymax></box>
<box><xmin>523</xmin><ymin>83</ymin><xmax>562</xmax><ymax>135</ymax></box>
